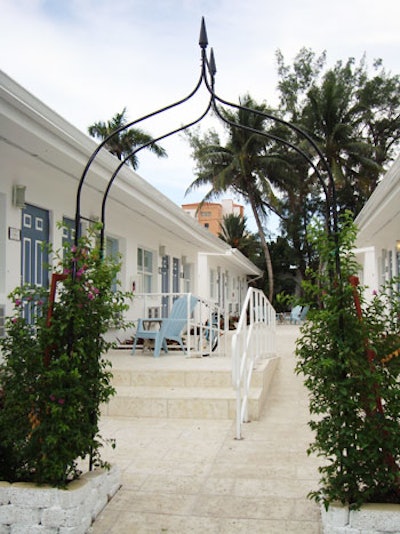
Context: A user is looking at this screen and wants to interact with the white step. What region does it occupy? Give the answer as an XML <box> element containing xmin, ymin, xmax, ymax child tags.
<box><xmin>102</xmin><ymin>356</ymin><xmax>279</xmax><ymax>420</ymax></box>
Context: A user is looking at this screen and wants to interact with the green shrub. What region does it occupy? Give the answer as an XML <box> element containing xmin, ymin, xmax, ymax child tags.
<box><xmin>296</xmin><ymin>214</ymin><xmax>400</xmax><ymax>510</ymax></box>
<box><xmin>0</xmin><ymin>224</ymin><xmax>131</xmax><ymax>486</ymax></box>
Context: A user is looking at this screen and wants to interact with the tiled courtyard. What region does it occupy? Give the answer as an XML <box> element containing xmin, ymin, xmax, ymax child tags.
<box><xmin>88</xmin><ymin>325</ymin><xmax>322</xmax><ymax>533</ymax></box>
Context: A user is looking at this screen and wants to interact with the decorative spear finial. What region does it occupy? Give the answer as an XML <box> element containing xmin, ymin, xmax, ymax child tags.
<box><xmin>199</xmin><ymin>17</ymin><xmax>208</xmax><ymax>49</ymax></box>
<box><xmin>209</xmin><ymin>48</ymin><xmax>217</xmax><ymax>76</ymax></box>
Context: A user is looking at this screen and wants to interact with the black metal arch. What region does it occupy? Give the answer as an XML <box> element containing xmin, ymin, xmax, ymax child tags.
<box><xmin>74</xmin><ymin>16</ymin><xmax>340</xmax><ymax>278</ymax></box>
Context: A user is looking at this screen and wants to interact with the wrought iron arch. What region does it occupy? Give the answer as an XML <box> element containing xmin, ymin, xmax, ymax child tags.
<box><xmin>74</xmin><ymin>16</ymin><xmax>340</xmax><ymax>280</ymax></box>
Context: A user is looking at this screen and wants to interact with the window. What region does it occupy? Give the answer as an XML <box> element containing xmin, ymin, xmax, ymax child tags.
<box><xmin>137</xmin><ymin>247</ymin><xmax>154</xmax><ymax>293</ymax></box>
<box><xmin>0</xmin><ymin>304</ymin><xmax>5</xmax><ymax>337</ymax></box>
<box><xmin>182</xmin><ymin>263</ymin><xmax>192</xmax><ymax>293</ymax></box>
<box><xmin>106</xmin><ymin>236</ymin><xmax>119</xmax><ymax>292</ymax></box>
<box><xmin>62</xmin><ymin>217</ymin><xmax>77</xmax><ymax>259</ymax></box>
<box><xmin>210</xmin><ymin>268</ymin><xmax>216</xmax><ymax>299</ymax></box>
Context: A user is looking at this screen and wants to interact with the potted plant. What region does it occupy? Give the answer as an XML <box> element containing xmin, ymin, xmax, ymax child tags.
<box><xmin>295</xmin><ymin>214</ymin><xmax>400</xmax><ymax>531</ymax></box>
<box><xmin>0</xmin><ymin>223</ymin><xmax>131</xmax><ymax>487</ymax></box>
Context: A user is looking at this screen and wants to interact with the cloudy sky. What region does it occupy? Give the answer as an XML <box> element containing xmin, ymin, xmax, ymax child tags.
<box><xmin>1</xmin><ymin>0</ymin><xmax>400</xmax><ymax>232</ymax></box>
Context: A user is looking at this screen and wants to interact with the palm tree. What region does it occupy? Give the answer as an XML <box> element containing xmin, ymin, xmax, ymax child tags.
<box><xmin>218</xmin><ymin>213</ymin><xmax>247</xmax><ymax>249</ymax></box>
<box><xmin>186</xmin><ymin>94</ymin><xmax>282</xmax><ymax>302</ymax></box>
<box><xmin>302</xmin><ymin>66</ymin><xmax>379</xmax><ymax>215</ymax></box>
<box><xmin>218</xmin><ymin>213</ymin><xmax>261</xmax><ymax>262</ymax></box>
<box><xmin>88</xmin><ymin>108</ymin><xmax>167</xmax><ymax>169</ymax></box>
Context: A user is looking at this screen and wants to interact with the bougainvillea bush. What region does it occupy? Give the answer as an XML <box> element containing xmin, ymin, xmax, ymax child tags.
<box><xmin>0</xmin><ymin>224</ymin><xmax>131</xmax><ymax>486</ymax></box>
<box><xmin>296</xmin><ymin>215</ymin><xmax>400</xmax><ymax>510</ymax></box>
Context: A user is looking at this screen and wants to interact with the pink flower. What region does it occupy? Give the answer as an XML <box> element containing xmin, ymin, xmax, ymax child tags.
<box><xmin>88</xmin><ymin>292</ymin><xmax>94</xmax><ymax>300</ymax></box>
<box><xmin>37</xmin><ymin>300</ymin><xmax>44</xmax><ymax>306</ymax></box>
<box><xmin>71</xmin><ymin>245</ymin><xmax>77</xmax><ymax>253</ymax></box>
<box><xmin>11</xmin><ymin>317</ymin><xmax>18</xmax><ymax>324</ymax></box>
<box><xmin>15</xmin><ymin>299</ymin><xmax>22</xmax><ymax>306</ymax></box>
<box><xmin>372</xmin><ymin>290</ymin><xmax>378</xmax><ymax>296</ymax></box>
<box><xmin>49</xmin><ymin>394</ymin><xmax>56</xmax><ymax>402</ymax></box>
<box><xmin>58</xmin><ymin>398</ymin><xmax>65</xmax><ymax>405</ymax></box>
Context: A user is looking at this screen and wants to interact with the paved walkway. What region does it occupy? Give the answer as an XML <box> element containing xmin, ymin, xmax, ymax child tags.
<box><xmin>88</xmin><ymin>325</ymin><xmax>322</xmax><ymax>533</ymax></box>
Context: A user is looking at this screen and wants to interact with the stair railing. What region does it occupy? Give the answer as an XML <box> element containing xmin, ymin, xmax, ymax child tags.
<box><xmin>232</xmin><ymin>287</ymin><xmax>276</xmax><ymax>439</ymax></box>
<box><xmin>132</xmin><ymin>292</ymin><xmax>224</xmax><ymax>357</ymax></box>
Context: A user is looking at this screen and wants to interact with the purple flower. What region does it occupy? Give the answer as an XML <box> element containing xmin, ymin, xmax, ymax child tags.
<box><xmin>87</xmin><ymin>292</ymin><xmax>94</xmax><ymax>300</ymax></box>
<box><xmin>372</xmin><ymin>290</ymin><xmax>378</xmax><ymax>296</ymax></box>
<box><xmin>15</xmin><ymin>299</ymin><xmax>22</xmax><ymax>306</ymax></box>
<box><xmin>49</xmin><ymin>394</ymin><xmax>56</xmax><ymax>402</ymax></box>
<box><xmin>58</xmin><ymin>398</ymin><xmax>65</xmax><ymax>405</ymax></box>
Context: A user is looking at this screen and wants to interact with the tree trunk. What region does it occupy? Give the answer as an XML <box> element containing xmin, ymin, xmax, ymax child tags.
<box><xmin>248</xmin><ymin>193</ymin><xmax>274</xmax><ymax>303</ymax></box>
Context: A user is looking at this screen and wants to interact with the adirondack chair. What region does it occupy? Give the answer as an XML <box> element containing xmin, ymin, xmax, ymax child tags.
<box><xmin>289</xmin><ymin>305</ymin><xmax>309</xmax><ymax>324</ymax></box>
<box><xmin>299</xmin><ymin>305</ymin><xmax>309</xmax><ymax>323</ymax></box>
<box><xmin>131</xmin><ymin>295</ymin><xmax>198</xmax><ymax>357</ymax></box>
<box><xmin>289</xmin><ymin>305</ymin><xmax>302</xmax><ymax>324</ymax></box>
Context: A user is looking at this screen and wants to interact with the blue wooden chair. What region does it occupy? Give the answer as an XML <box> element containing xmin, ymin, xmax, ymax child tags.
<box><xmin>299</xmin><ymin>305</ymin><xmax>309</xmax><ymax>323</ymax></box>
<box><xmin>131</xmin><ymin>295</ymin><xmax>198</xmax><ymax>357</ymax></box>
<box><xmin>289</xmin><ymin>305</ymin><xmax>309</xmax><ymax>324</ymax></box>
<box><xmin>289</xmin><ymin>305</ymin><xmax>302</xmax><ymax>324</ymax></box>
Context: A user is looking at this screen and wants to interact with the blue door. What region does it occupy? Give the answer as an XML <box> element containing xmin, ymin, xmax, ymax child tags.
<box><xmin>21</xmin><ymin>204</ymin><xmax>49</xmax><ymax>320</ymax></box>
<box><xmin>172</xmin><ymin>257</ymin><xmax>180</xmax><ymax>295</ymax></box>
<box><xmin>161</xmin><ymin>255</ymin><xmax>170</xmax><ymax>316</ymax></box>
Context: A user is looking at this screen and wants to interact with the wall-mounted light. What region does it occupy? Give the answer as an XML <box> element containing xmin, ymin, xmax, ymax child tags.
<box><xmin>396</xmin><ymin>240</ymin><xmax>400</xmax><ymax>253</ymax></box>
<box><xmin>12</xmin><ymin>185</ymin><xmax>26</xmax><ymax>208</ymax></box>
<box><xmin>159</xmin><ymin>245</ymin><xmax>166</xmax><ymax>256</ymax></box>
<box><xmin>181</xmin><ymin>255</ymin><xmax>187</xmax><ymax>265</ymax></box>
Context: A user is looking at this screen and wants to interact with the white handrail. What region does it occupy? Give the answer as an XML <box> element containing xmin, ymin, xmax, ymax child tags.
<box><xmin>133</xmin><ymin>292</ymin><xmax>225</xmax><ymax>357</ymax></box>
<box><xmin>231</xmin><ymin>287</ymin><xmax>276</xmax><ymax>439</ymax></box>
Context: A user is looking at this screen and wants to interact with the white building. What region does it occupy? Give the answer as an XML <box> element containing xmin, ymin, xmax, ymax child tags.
<box><xmin>355</xmin><ymin>154</ymin><xmax>400</xmax><ymax>300</ymax></box>
<box><xmin>0</xmin><ymin>70</ymin><xmax>262</xmax><ymax>336</ymax></box>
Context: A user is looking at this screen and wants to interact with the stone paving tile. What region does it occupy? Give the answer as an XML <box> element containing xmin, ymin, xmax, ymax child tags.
<box><xmin>91</xmin><ymin>511</ymin><xmax>296</xmax><ymax>534</ymax></box>
<box><xmin>191</xmin><ymin>494</ymin><xmax>296</xmax><ymax>520</ymax></box>
<box><xmin>88</xmin><ymin>326</ymin><xmax>323</xmax><ymax>534</ymax></box>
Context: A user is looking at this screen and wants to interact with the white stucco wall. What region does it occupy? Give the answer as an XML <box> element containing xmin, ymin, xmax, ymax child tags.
<box><xmin>0</xmin><ymin>70</ymin><xmax>262</xmax><ymax>330</ymax></box>
<box><xmin>355</xmin><ymin>154</ymin><xmax>400</xmax><ymax>301</ymax></box>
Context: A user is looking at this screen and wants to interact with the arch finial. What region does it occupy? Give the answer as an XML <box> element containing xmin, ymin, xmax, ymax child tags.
<box><xmin>199</xmin><ymin>17</ymin><xmax>208</xmax><ymax>49</ymax></box>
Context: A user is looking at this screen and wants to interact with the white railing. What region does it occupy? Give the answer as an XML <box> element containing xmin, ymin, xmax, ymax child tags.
<box><xmin>132</xmin><ymin>292</ymin><xmax>225</xmax><ymax>357</ymax></box>
<box><xmin>231</xmin><ymin>287</ymin><xmax>276</xmax><ymax>439</ymax></box>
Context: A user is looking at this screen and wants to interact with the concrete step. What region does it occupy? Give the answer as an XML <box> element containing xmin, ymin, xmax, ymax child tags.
<box><xmin>102</xmin><ymin>356</ymin><xmax>279</xmax><ymax>420</ymax></box>
<box><xmin>111</xmin><ymin>367</ymin><xmax>234</xmax><ymax>388</ymax></box>
<box><xmin>102</xmin><ymin>385</ymin><xmax>261</xmax><ymax>419</ymax></box>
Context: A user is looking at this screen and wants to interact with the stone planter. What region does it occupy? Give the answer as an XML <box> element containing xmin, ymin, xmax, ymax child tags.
<box><xmin>321</xmin><ymin>501</ymin><xmax>400</xmax><ymax>533</ymax></box>
<box><xmin>0</xmin><ymin>465</ymin><xmax>120</xmax><ymax>533</ymax></box>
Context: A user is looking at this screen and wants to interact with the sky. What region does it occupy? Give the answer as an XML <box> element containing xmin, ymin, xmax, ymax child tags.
<box><xmin>1</xmin><ymin>0</ymin><xmax>400</xmax><ymax>234</ymax></box>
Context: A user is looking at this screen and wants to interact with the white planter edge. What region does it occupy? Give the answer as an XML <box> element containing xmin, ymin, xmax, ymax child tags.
<box><xmin>321</xmin><ymin>501</ymin><xmax>400</xmax><ymax>533</ymax></box>
<box><xmin>0</xmin><ymin>464</ymin><xmax>121</xmax><ymax>533</ymax></box>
